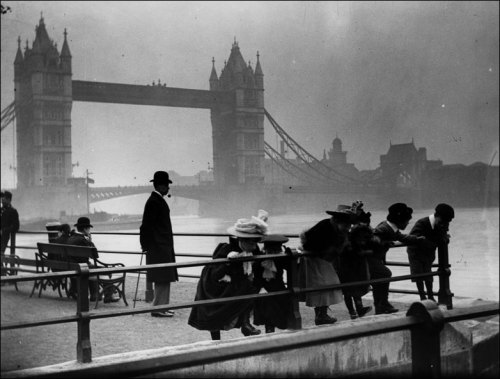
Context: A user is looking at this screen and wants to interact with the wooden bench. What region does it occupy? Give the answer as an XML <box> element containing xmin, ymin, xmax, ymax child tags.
<box><xmin>34</xmin><ymin>243</ymin><xmax>128</xmax><ymax>308</ymax></box>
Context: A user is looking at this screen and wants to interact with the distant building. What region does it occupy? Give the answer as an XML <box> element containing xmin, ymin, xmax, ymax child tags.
<box><xmin>320</xmin><ymin>136</ymin><xmax>360</xmax><ymax>179</ymax></box>
<box><xmin>379</xmin><ymin>140</ymin><xmax>442</xmax><ymax>188</ymax></box>
<box><xmin>422</xmin><ymin>162</ymin><xmax>499</xmax><ymax>206</ymax></box>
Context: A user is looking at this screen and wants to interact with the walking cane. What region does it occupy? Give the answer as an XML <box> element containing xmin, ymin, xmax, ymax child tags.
<box><xmin>133</xmin><ymin>250</ymin><xmax>145</xmax><ymax>309</ymax></box>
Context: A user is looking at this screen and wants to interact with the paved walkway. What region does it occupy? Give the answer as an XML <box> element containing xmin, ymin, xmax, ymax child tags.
<box><xmin>0</xmin><ymin>276</ymin><xmax>493</xmax><ymax>373</ymax></box>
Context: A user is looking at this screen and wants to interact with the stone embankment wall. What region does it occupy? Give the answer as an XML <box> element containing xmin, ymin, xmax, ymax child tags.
<box><xmin>8</xmin><ymin>310</ymin><xmax>499</xmax><ymax>378</ymax></box>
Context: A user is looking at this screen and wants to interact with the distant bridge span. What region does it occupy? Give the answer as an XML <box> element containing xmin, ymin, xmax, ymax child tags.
<box><xmin>89</xmin><ymin>185</ymin><xmax>210</xmax><ymax>202</ymax></box>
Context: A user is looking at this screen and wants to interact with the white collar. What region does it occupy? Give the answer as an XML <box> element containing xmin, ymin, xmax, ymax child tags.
<box><xmin>429</xmin><ymin>214</ymin><xmax>436</xmax><ymax>229</ymax></box>
<box><xmin>386</xmin><ymin>220</ymin><xmax>399</xmax><ymax>233</ymax></box>
<box><xmin>154</xmin><ymin>190</ymin><xmax>166</xmax><ymax>199</ymax></box>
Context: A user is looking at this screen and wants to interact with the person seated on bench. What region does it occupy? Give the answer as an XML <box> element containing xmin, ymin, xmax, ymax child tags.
<box><xmin>54</xmin><ymin>223</ymin><xmax>72</xmax><ymax>245</ymax></box>
<box><xmin>66</xmin><ymin>217</ymin><xmax>120</xmax><ymax>303</ymax></box>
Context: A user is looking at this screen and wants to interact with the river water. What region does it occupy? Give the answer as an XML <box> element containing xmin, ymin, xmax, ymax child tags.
<box><xmin>14</xmin><ymin>197</ymin><xmax>499</xmax><ymax>302</ymax></box>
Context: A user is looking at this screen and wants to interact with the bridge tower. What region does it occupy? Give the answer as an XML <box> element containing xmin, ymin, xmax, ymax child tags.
<box><xmin>14</xmin><ymin>15</ymin><xmax>73</xmax><ymax>188</ymax></box>
<box><xmin>209</xmin><ymin>40</ymin><xmax>265</xmax><ymax>187</ymax></box>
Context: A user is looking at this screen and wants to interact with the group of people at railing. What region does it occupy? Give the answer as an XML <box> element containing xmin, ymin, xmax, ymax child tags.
<box><xmin>1</xmin><ymin>173</ymin><xmax>455</xmax><ymax>343</ymax></box>
<box><xmin>187</xmin><ymin>199</ymin><xmax>454</xmax><ymax>340</ymax></box>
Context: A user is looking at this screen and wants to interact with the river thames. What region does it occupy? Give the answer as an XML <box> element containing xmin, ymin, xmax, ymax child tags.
<box><xmin>14</xmin><ymin>196</ymin><xmax>499</xmax><ymax>302</ymax></box>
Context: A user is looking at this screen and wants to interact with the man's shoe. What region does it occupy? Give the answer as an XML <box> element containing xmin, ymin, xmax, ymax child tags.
<box><xmin>151</xmin><ymin>311</ymin><xmax>173</xmax><ymax>318</ymax></box>
<box><xmin>384</xmin><ymin>303</ymin><xmax>399</xmax><ymax>313</ymax></box>
<box><xmin>315</xmin><ymin>314</ymin><xmax>337</xmax><ymax>325</ymax></box>
<box><xmin>104</xmin><ymin>296</ymin><xmax>121</xmax><ymax>303</ymax></box>
<box><xmin>349</xmin><ymin>312</ymin><xmax>358</xmax><ymax>320</ymax></box>
<box><xmin>241</xmin><ymin>323</ymin><xmax>261</xmax><ymax>336</ymax></box>
<box><xmin>356</xmin><ymin>306</ymin><xmax>373</xmax><ymax>318</ymax></box>
<box><xmin>376</xmin><ymin>303</ymin><xmax>398</xmax><ymax>314</ymax></box>
<box><xmin>265</xmin><ymin>325</ymin><xmax>275</xmax><ymax>333</ymax></box>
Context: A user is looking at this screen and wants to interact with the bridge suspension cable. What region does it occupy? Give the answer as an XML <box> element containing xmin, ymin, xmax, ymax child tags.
<box><xmin>264</xmin><ymin>109</ymin><xmax>362</xmax><ymax>185</ymax></box>
<box><xmin>1</xmin><ymin>97</ymin><xmax>33</xmax><ymax>132</ymax></box>
<box><xmin>264</xmin><ymin>141</ymin><xmax>334</xmax><ymax>185</ymax></box>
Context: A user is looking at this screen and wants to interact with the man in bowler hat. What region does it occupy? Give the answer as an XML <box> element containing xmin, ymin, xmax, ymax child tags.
<box><xmin>140</xmin><ymin>171</ymin><xmax>178</xmax><ymax>317</ymax></box>
<box><xmin>407</xmin><ymin>203</ymin><xmax>455</xmax><ymax>301</ymax></box>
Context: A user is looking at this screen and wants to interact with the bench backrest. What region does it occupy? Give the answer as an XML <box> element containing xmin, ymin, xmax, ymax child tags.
<box><xmin>37</xmin><ymin>243</ymin><xmax>98</xmax><ymax>270</ymax></box>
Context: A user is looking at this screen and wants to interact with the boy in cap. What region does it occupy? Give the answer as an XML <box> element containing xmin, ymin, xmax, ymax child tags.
<box><xmin>253</xmin><ymin>234</ymin><xmax>291</xmax><ymax>333</ymax></box>
<box><xmin>370</xmin><ymin>203</ymin><xmax>424</xmax><ymax>314</ymax></box>
<box><xmin>407</xmin><ymin>203</ymin><xmax>455</xmax><ymax>301</ymax></box>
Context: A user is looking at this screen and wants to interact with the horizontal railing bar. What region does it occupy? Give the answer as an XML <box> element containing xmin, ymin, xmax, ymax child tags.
<box><xmin>443</xmin><ymin>304</ymin><xmax>499</xmax><ymax>322</ymax></box>
<box><xmin>16</xmin><ymin>230</ymin><xmax>302</xmax><ymax>238</ymax></box>
<box><xmin>1</xmin><ymin>315</ymin><xmax>81</xmax><ymax>330</ymax></box>
<box><xmin>0</xmin><ymin>273</ymin><xmax>441</xmax><ymax>330</ymax></box>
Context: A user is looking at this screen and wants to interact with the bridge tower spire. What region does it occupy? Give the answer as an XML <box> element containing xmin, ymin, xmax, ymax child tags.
<box><xmin>14</xmin><ymin>16</ymin><xmax>73</xmax><ymax>188</ymax></box>
<box><xmin>210</xmin><ymin>40</ymin><xmax>265</xmax><ymax>186</ymax></box>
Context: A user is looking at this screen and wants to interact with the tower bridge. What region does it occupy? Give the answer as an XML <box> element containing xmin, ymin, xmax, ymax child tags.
<box><xmin>4</xmin><ymin>16</ymin><xmax>494</xmax><ymax>219</ymax></box>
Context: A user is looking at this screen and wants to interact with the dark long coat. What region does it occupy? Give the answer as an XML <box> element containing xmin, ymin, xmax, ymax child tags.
<box><xmin>1</xmin><ymin>205</ymin><xmax>20</xmax><ymax>253</ymax></box>
<box><xmin>188</xmin><ymin>240</ymin><xmax>259</xmax><ymax>331</ymax></box>
<box><xmin>139</xmin><ymin>192</ymin><xmax>178</xmax><ymax>283</ymax></box>
<box><xmin>407</xmin><ymin>217</ymin><xmax>448</xmax><ymax>261</ymax></box>
<box><xmin>252</xmin><ymin>250</ymin><xmax>291</xmax><ymax>330</ymax></box>
<box><xmin>338</xmin><ymin>245</ymin><xmax>371</xmax><ymax>297</ymax></box>
<box><xmin>406</xmin><ymin>217</ymin><xmax>449</xmax><ymax>280</ymax></box>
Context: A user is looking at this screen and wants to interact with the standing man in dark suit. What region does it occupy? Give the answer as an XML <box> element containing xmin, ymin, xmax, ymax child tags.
<box><xmin>140</xmin><ymin>171</ymin><xmax>178</xmax><ymax>318</ymax></box>
<box><xmin>1</xmin><ymin>191</ymin><xmax>20</xmax><ymax>256</ymax></box>
<box><xmin>370</xmin><ymin>203</ymin><xmax>423</xmax><ymax>314</ymax></box>
<box><xmin>407</xmin><ymin>203</ymin><xmax>455</xmax><ymax>301</ymax></box>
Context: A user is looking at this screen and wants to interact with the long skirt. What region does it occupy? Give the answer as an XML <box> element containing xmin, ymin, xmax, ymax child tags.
<box><xmin>299</xmin><ymin>256</ymin><xmax>343</xmax><ymax>307</ymax></box>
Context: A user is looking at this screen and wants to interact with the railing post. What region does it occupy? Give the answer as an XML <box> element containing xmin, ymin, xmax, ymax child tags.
<box><xmin>145</xmin><ymin>270</ymin><xmax>154</xmax><ymax>303</ymax></box>
<box><xmin>437</xmin><ymin>243</ymin><xmax>453</xmax><ymax>310</ymax></box>
<box><xmin>76</xmin><ymin>263</ymin><xmax>92</xmax><ymax>363</ymax></box>
<box><xmin>285</xmin><ymin>248</ymin><xmax>302</xmax><ymax>330</ymax></box>
<box><xmin>406</xmin><ymin>300</ymin><xmax>445</xmax><ymax>378</ymax></box>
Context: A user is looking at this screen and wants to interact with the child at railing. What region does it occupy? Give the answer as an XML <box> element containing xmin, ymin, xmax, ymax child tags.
<box><xmin>339</xmin><ymin>224</ymin><xmax>373</xmax><ymax>319</ymax></box>
<box><xmin>188</xmin><ymin>211</ymin><xmax>268</xmax><ymax>340</ymax></box>
<box><xmin>252</xmin><ymin>234</ymin><xmax>291</xmax><ymax>333</ymax></box>
<box><xmin>298</xmin><ymin>205</ymin><xmax>354</xmax><ymax>325</ymax></box>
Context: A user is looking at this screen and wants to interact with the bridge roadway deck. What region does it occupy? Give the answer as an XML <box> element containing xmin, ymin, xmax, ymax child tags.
<box><xmin>72</xmin><ymin>80</ymin><xmax>234</xmax><ymax>109</ymax></box>
<box><xmin>2</xmin><ymin>277</ymin><xmax>496</xmax><ymax>373</ymax></box>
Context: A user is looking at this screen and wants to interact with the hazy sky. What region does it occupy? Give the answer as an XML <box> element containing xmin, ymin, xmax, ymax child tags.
<box><xmin>1</xmin><ymin>1</ymin><xmax>498</xmax><ymax>188</ymax></box>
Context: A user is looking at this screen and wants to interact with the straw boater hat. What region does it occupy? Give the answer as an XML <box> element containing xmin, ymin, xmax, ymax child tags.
<box><xmin>227</xmin><ymin>210</ymin><xmax>269</xmax><ymax>239</ymax></box>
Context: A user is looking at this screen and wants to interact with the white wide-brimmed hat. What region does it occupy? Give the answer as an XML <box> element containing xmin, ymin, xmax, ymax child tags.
<box><xmin>227</xmin><ymin>209</ymin><xmax>269</xmax><ymax>239</ymax></box>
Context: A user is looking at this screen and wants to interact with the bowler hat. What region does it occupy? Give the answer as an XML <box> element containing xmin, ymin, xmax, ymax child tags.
<box><xmin>387</xmin><ymin>203</ymin><xmax>413</xmax><ymax>223</ymax></box>
<box><xmin>150</xmin><ymin>171</ymin><xmax>172</xmax><ymax>185</ymax></box>
<box><xmin>435</xmin><ymin>203</ymin><xmax>454</xmax><ymax>222</ymax></box>
<box><xmin>74</xmin><ymin>217</ymin><xmax>93</xmax><ymax>228</ymax></box>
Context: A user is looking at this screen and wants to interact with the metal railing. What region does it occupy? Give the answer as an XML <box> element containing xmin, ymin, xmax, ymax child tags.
<box><xmin>1</xmin><ymin>229</ymin><xmax>459</xmax><ymax>374</ymax></box>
